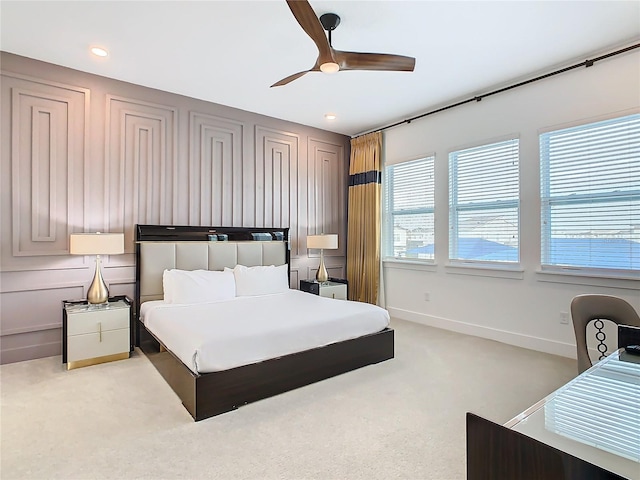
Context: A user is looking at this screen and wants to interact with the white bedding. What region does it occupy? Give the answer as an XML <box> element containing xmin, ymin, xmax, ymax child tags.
<box><xmin>140</xmin><ymin>289</ymin><xmax>390</xmax><ymax>374</ymax></box>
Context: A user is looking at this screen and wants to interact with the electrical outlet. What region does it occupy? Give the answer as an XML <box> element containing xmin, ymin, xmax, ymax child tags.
<box><xmin>560</xmin><ymin>312</ymin><xmax>569</xmax><ymax>324</ymax></box>
<box><xmin>424</xmin><ymin>292</ymin><xmax>430</xmax><ymax>301</ymax></box>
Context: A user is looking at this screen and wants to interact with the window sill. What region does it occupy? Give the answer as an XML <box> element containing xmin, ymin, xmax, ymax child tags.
<box><xmin>536</xmin><ymin>267</ymin><xmax>640</xmax><ymax>290</ymax></box>
<box><xmin>383</xmin><ymin>259</ymin><xmax>437</xmax><ymax>272</ymax></box>
<box><xmin>445</xmin><ymin>262</ymin><xmax>524</xmax><ymax>280</ymax></box>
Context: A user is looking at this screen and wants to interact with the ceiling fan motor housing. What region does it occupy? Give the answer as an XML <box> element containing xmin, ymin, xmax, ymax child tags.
<box><xmin>320</xmin><ymin>13</ymin><xmax>341</xmax><ymax>31</ymax></box>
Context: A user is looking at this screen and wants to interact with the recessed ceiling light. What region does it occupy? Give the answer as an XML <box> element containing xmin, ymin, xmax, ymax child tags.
<box><xmin>91</xmin><ymin>47</ymin><xmax>108</xmax><ymax>57</ymax></box>
<box><xmin>324</xmin><ymin>114</ymin><xmax>337</xmax><ymax>120</ymax></box>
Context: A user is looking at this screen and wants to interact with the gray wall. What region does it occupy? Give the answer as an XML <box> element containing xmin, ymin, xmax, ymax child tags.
<box><xmin>0</xmin><ymin>52</ymin><xmax>350</xmax><ymax>364</ymax></box>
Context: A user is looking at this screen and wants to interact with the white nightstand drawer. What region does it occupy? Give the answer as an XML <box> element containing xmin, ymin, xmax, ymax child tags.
<box><xmin>66</xmin><ymin>308</ymin><xmax>129</xmax><ymax>335</ymax></box>
<box><xmin>67</xmin><ymin>328</ymin><xmax>130</xmax><ymax>362</ymax></box>
<box><xmin>319</xmin><ymin>284</ymin><xmax>347</xmax><ymax>300</ymax></box>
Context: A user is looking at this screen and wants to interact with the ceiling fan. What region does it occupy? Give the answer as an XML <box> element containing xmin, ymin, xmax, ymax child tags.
<box><xmin>271</xmin><ymin>0</ymin><xmax>416</xmax><ymax>87</ymax></box>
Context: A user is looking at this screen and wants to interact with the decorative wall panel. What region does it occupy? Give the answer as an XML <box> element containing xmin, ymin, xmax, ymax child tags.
<box><xmin>106</xmin><ymin>96</ymin><xmax>177</xmax><ymax>252</ymax></box>
<box><xmin>0</xmin><ymin>286</ymin><xmax>83</xmax><ymax>336</ymax></box>
<box><xmin>0</xmin><ymin>285</ymin><xmax>80</xmax><ymax>367</ymax></box>
<box><xmin>189</xmin><ymin>112</ymin><xmax>244</xmax><ymax>226</ymax></box>
<box><xmin>254</xmin><ymin>126</ymin><xmax>299</xmax><ymax>249</ymax></box>
<box><xmin>307</xmin><ymin>139</ymin><xmax>346</xmax><ymax>257</ymax></box>
<box><xmin>8</xmin><ymin>80</ymin><xmax>87</xmax><ymax>258</ymax></box>
<box><xmin>0</xmin><ymin>328</ymin><xmax>62</xmax><ymax>365</ymax></box>
<box><xmin>289</xmin><ymin>268</ymin><xmax>300</xmax><ymax>289</ymax></box>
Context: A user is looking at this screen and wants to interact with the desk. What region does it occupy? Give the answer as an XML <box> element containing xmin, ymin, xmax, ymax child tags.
<box><xmin>505</xmin><ymin>350</ymin><xmax>640</xmax><ymax>479</ymax></box>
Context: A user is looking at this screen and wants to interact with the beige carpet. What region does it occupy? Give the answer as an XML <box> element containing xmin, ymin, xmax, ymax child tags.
<box><xmin>1</xmin><ymin>319</ymin><xmax>576</xmax><ymax>480</ymax></box>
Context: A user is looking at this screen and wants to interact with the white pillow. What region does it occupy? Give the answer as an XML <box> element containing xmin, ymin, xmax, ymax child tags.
<box><xmin>162</xmin><ymin>269</ymin><xmax>175</xmax><ymax>303</ymax></box>
<box><xmin>162</xmin><ymin>269</ymin><xmax>236</xmax><ymax>304</ymax></box>
<box><xmin>231</xmin><ymin>264</ymin><xmax>289</xmax><ymax>296</ymax></box>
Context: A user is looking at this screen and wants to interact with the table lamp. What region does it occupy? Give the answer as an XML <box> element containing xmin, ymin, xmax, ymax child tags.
<box><xmin>70</xmin><ymin>232</ymin><xmax>124</xmax><ymax>304</ymax></box>
<box><xmin>307</xmin><ymin>234</ymin><xmax>338</xmax><ymax>283</ymax></box>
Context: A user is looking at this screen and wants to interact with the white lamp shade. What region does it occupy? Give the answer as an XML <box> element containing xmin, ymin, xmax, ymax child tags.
<box><xmin>307</xmin><ymin>234</ymin><xmax>338</xmax><ymax>250</ymax></box>
<box><xmin>70</xmin><ymin>233</ymin><xmax>124</xmax><ymax>255</ymax></box>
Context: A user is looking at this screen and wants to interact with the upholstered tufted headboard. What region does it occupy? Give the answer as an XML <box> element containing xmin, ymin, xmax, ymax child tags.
<box><xmin>134</xmin><ymin>225</ymin><xmax>290</xmax><ymax>345</ymax></box>
<box><xmin>137</xmin><ymin>241</ymin><xmax>288</xmax><ymax>303</ymax></box>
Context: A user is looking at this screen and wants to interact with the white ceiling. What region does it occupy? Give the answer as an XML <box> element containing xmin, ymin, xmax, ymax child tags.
<box><xmin>1</xmin><ymin>1</ymin><xmax>639</xmax><ymax>136</ymax></box>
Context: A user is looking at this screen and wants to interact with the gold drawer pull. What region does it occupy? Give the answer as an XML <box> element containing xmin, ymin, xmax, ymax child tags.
<box><xmin>98</xmin><ymin>322</ymin><xmax>102</xmax><ymax>342</ymax></box>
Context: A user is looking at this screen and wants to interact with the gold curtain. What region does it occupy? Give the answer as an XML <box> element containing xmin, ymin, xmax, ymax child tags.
<box><xmin>347</xmin><ymin>131</ymin><xmax>382</xmax><ymax>304</ymax></box>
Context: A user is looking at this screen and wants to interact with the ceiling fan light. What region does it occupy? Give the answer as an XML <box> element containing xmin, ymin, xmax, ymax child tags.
<box><xmin>90</xmin><ymin>47</ymin><xmax>108</xmax><ymax>57</ymax></box>
<box><xmin>320</xmin><ymin>62</ymin><xmax>340</xmax><ymax>74</ymax></box>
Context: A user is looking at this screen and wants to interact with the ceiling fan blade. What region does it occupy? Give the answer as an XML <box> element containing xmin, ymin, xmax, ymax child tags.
<box><xmin>270</xmin><ymin>70</ymin><xmax>311</xmax><ymax>88</ymax></box>
<box><xmin>334</xmin><ymin>50</ymin><xmax>416</xmax><ymax>72</ymax></box>
<box><xmin>285</xmin><ymin>0</ymin><xmax>334</xmax><ymax>64</ymax></box>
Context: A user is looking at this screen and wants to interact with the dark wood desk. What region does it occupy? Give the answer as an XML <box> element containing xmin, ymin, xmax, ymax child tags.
<box><xmin>468</xmin><ymin>349</ymin><xmax>640</xmax><ymax>479</ymax></box>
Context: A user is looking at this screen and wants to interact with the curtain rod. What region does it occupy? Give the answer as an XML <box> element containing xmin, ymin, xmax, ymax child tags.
<box><xmin>355</xmin><ymin>42</ymin><xmax>640</xmax><ymax>138</ymax></box>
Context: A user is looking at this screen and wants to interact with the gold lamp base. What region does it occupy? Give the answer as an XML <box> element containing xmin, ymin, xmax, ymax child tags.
<box><xmin>316</xmin><ymin>249</ymin><xmax>329</xmax><ymax>283</ymax></box>
<box><xmin>87</xmin><ymin>255</ymin><xmax>109</xmax><ymax>304</ymax></box>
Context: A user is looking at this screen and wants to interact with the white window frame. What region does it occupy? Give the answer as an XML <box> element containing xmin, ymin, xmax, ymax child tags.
<box><xmin>539</xmin><ymin>112</ymin><xmax>640</xmax><ymax>278</ymax></box>
<box><xmin>383</xmin><ymin>156</ymin><xmax>435</xmax><ymax>263</ymax></box>
<box><xmin>448</xmin><ymin>137</ymin><xmax>521</xmax><ymax>268</ymax></box>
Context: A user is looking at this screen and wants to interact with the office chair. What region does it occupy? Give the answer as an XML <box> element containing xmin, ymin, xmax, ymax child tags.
<box><xmin>570</xmin><ymin>294</ymin><xmax>640</xmax><ymax>374</ymax></box>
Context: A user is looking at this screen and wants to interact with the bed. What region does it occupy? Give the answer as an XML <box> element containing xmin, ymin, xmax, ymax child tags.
<box><xmin>135</xmin><ymin>224</ymin><xmax>394</xmax><ymax>421</ymax></box>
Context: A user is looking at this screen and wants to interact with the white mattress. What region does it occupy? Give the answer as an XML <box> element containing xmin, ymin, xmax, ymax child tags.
<box><xmin>140</xmin><ymin>289</ymin><xmax>390</xmax><ymax>374</ymax></box>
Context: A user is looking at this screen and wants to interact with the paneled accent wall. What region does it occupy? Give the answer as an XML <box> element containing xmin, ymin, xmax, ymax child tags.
<box><xmin>189</xmin><ymin>112</ymin><xmax>244</xmax><ymax>227</ymax></box>
<box><xmin>4</xmin><ymin>74</ymin><xmax>88</xmax><ymax>267</ymax></box>
<box><xmin>304</xmin><ymin>138</ymin><xmax>346</xmax><ymax>281</ymax></box>
<box><xmin>254</xmin><ymin>127</ymin><xmax>299</xmax><ymax>244</ymax></box>
<box><xmin>0</xmin><ymin>52</ymin><xmax>350</xmax><ymax>364</ymax></box>
<box><xmin>307</xmin><ymin>138</ymin><xmax>345</xmax><ymax>256</ymax></box>
<box><xmin>106</xmin><ymin>96</ymin><xmax>178</xmax><ymax>252</ymax></box>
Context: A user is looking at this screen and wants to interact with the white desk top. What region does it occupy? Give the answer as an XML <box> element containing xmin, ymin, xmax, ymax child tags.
<box><xmin>507</xmin><ymin>350</ymin><xmax>640</xmax><ymax>479</ymax></box>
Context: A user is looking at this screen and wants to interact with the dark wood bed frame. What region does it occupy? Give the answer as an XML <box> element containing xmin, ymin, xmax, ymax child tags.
<box><xmin>135</xmin><ymin>224</ymin><xmax>394</xmax><ymax>421</ymax></box>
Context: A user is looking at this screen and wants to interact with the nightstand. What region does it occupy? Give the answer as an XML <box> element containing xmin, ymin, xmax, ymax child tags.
<box><xmin>62</xmin><ymin>295</ymin><xmax>133</xmax><ymax>370</ymax></box>
<box><xmin>300</xmin><ymin>279</ymin><xmax>348</xmax><ymax>300</ymax></box>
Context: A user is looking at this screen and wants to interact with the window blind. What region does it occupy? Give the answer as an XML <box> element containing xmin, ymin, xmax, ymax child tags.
<box><xmin>449</xmin><ymin>139</ymin><xmax>520</xmax><ymax>263</ymax></box>
<box><xmin>384</xmin><ymin>157</ymin><xmax>435</xmax><ymax>260</ymax></box>
<box><xmin>540</xmin><ymin>113</ymin><xmax>640</xmax><ymax>273</ymax></box>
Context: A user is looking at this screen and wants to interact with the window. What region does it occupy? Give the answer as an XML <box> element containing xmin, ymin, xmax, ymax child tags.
<box><xmin>540</xmin><ymin>113</ymin><xmax>640</xmax><ymax>273</ymax></box>
<box><xmin>383</xmin><ymin>157</ymin><xmax>435</xmax><ymax>260</ymax></box>
<box><xmin>449</xmin><ymin>139</ymin><xmax>520</xmax><ymax>263</ymax></box>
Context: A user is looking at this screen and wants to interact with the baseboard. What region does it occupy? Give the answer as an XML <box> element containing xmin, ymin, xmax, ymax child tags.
<box><xmin>388</xmin><ymin>307</ymin><xmax>576</xmax><ymax>359</ymax></box>
<box><xmin>0</xmin><ymin>341</ymin><xmax>61</xmax><ymax>365</ymax></box>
